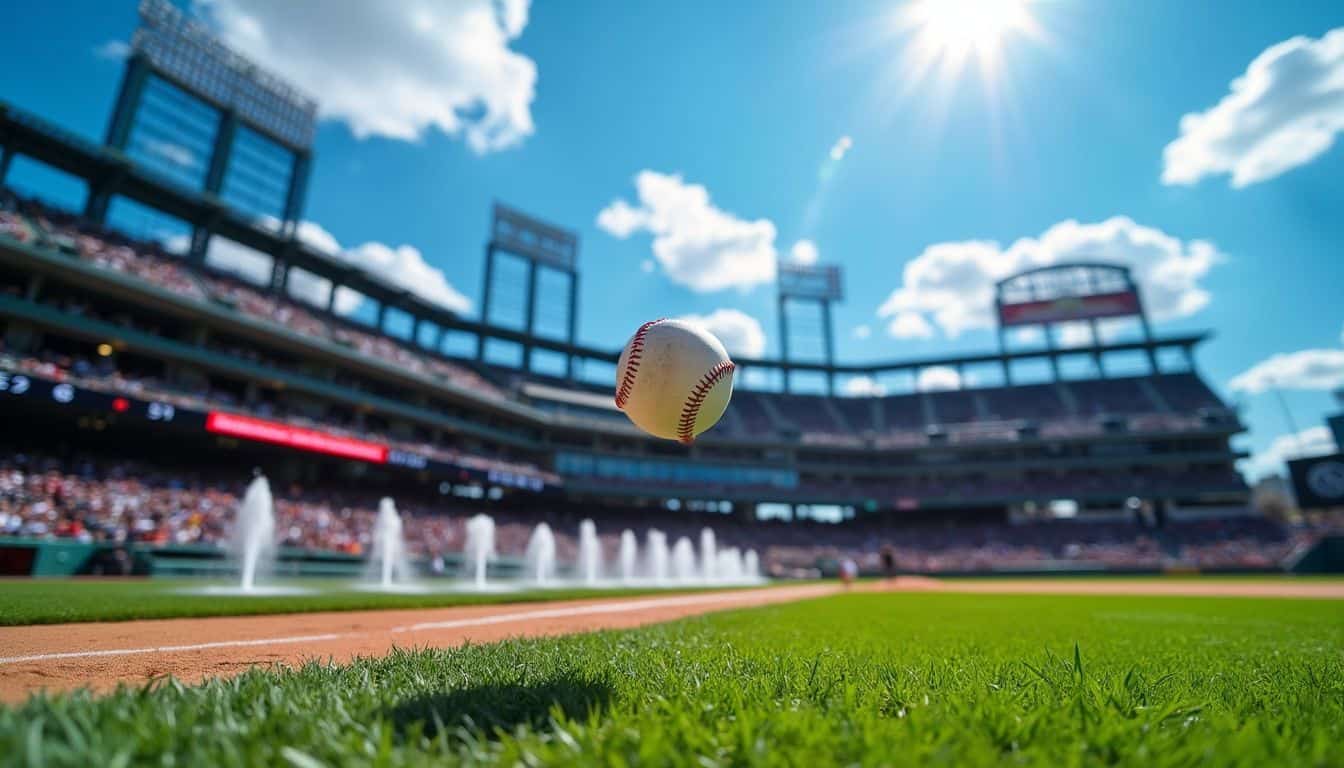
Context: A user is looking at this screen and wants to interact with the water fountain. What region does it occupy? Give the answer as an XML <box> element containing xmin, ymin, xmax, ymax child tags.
<box><xmin>646</xmin><ymin>529</ymin><xmax>669</xmax><ymax>584</ymax></box>
<box><xmin>619</xmin><ymin>529</ymin><xmax>638</xmax><ymax>583</ymax></box>
<box><xmin>671</xmin><ymin>537</ymin><xmax>697</xmax><ymax>582</ymax></box>
<box><xmin>525</xmin><ymin>522</ymin><xmax>556</xmax><ymax>586</ymax></box>
<box><xmin>577</xmin><ymin>519</ymin><xmax>602</xmax><ymax>586</ymax></box>
<box><xmin>717</xmin><ymin>547</ymin><xmax>744</xmax><ymax>583</ymax></box>
<box><xmin>366</xmin><ymin>497</ymin><xmax>417</xmax><ymax>590</ymax></box>
<box><xmin>233</xmin><ymin>475</ymin><xmax>275</xmax><ymax>592</ymax></box>
<box><xmin>189</xmin><ymin>474</ymin><xmax>310</xmax><ymax>596</ymax></box>
<box><xmin>699</xmin><ymin>528</ymin><xmax>717</xmax><ymax>581</ymax></box>
<box><xmin>744</xmin><ymin>549</ymin><xmax>760</xmax><ymax>581</ymax></box>
<box><xmin>463</xmin><ymin>513</ymin><xmax>496</xmax><ymax>589</ymax></box>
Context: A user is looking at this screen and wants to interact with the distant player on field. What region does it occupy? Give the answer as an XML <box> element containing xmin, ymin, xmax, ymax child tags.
<box><xmin>880</xmin><ymin>546</ymin><xmax>897</xmax><ymax>583</ymax></box>
<box><xmin>839</xmin><ymin>557</ymin><xmax>858</xmax><ymax>588</ymax></box>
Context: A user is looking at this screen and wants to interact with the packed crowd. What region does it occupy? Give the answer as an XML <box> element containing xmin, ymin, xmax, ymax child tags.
<box><xmin>759</xmin><ymin>516</ymin><xmax>1310</xmax><ymax>573</ymax></box>
<box><xmin>2</xmin><ymin>452</ymin><xmax>1334</xmax><ymax>574</ymax></box>
<box><xmin>0</xmin><ymin>196</ymin><xmax>503</xmax><ymax>399</ymax></box>
<box><xmin>0</xmin><ymin>349</ymin><xmax>558</xmax><ymax>485</ymax></box>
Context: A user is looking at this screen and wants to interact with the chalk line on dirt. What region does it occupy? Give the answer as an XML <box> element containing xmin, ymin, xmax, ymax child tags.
<box><xmin>0</xmin><ymin>634</ymin><xmax>349</xmax><ymax>665</ymax></box>
<box><xmin>0</xmin><ymin>589</ymin><xmax>812</xmax><ymax>666</ymax></box>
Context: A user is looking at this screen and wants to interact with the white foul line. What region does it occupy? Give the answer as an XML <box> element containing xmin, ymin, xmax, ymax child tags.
<box><xmin>392</xmin><ymin>589</ymin><xmax>798</xmax><ymax>633</ymax></box>
<box><xmin>0</xmin><ymin>633</ymin><xmax>346</xmax><ymax>665</ymax></box>
<box><xmin>0</xmin><ymin>588</ymin><xmax>824</xmax><ymax>666</ymax></box>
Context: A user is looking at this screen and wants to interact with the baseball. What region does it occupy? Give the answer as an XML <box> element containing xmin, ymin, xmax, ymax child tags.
<box><xmin>615</xmin><ymin>319</ymin><xmax>736</xmax><ymax>444</ymax></box>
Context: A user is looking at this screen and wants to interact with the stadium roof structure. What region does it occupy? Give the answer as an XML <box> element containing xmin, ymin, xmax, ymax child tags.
<box><xmin>0</xmin><ymin>100</ymin><xmax>1211</xmax><ymax>392</ymax></box>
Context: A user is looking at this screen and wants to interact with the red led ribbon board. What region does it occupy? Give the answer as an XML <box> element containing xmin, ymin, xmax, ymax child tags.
<box><xmin>998</xmin><ymin>291</ymin><xmax>1141</xmax><ymax>327</ymax></box>
<box><xmin>205</xmin><ymin>412</ymin><xmax>388</xmax><ymax>463</ymax></box>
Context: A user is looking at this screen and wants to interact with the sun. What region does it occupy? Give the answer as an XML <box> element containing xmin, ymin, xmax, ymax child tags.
<box><xmin>899</xmin><ymin>0</ymin><xmax>1042</xmax><ymax>79</ymax></box>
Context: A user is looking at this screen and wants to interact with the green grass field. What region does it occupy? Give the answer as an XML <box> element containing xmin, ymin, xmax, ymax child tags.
<box><xmin>2</xmin><ymin>574</ymin><xmax>1337</xmax><ymax>626</ymax></box>
<box><xmin>4</xmin><ymin>591</ymin><xmax>1341</xmax><ymax>766</ymax></box>
<box><xmin>0</xmin><ymin>578</ymin><xmax>758</xmax><ymax>626</ymax></box>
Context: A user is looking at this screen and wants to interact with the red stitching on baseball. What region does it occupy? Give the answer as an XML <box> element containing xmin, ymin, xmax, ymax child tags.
<box><xmin>677</xmin><ymin>360</ymin><xmax>735</xmax><ymax>444</ymax></box>
<box><xmin>615</xmin><ymin>318</ymin><xmax>666</xmax><ymax>409</ymax></box>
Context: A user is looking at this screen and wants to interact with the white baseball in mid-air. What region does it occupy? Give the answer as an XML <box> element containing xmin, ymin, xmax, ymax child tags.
<box><xmin>615</xmin><ymin>319</ymin><xmax>736</xmax><ymax>444</ymax></box>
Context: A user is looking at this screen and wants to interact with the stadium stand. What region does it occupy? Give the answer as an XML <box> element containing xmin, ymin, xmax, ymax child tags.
<box><xmin>0</xmin><ymin>108</ymin><xmax>1263</xmax><ymax>576</ymax></box>
<box><xmin>3</xmin><ymin>450</ymin><xmax>1332</xmax><ymax>574</ymax></box>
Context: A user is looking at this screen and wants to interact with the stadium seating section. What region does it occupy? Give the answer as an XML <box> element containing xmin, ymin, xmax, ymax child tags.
<box><xmin>0</xmin><ymin>191</ymin><xmax>1271</xmax><ymax>572</ymax></box>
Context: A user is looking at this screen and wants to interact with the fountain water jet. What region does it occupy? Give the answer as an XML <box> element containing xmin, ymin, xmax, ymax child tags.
<box><xmin>577</xmin><ymin>519</ymin><xmax>602</xmax><ymax>585</ymax></box>
<box><xmin>463</xmin><ymin>514</ymin><xmax>496</xmax><ymax>589</ymax></box>
<box><xmin>185</xmin><ymin>474</ymin><xmax>311</xmax><ymax>596</ymax></box>
<box><xmin>716</xmin><ymin>547</ymin><xmax>744</xmax><ymax>583</ymax></box>
<box><xmin>232</xmin><ymin>476</ymin><xmax>275</xmax><ymax>592</ymax></box>
<box><xmin>671</xmin><ymin>537</ymin><xmax>697</xmax><ymax>582</ymax></box>
<box><xmin>744</xmin><ymin>549</ymin><xmax>760</xmax><ymax>581</ymax></box>
<box><xmin>619</xmin><ymin>529</ymin><xmax>638</xmax><ymax>583</ymax></box>
<box><xmin>368</xmin><ymin>498</ymin><xmax>414</xmax><ymax>589</ymax></box>
<box><xmin>646</xmin><ymin>530</ymin><xmax>669</xmax><ymax>584</ymax></box>
<box><xmin>525</xmin><ymin>522</ymin><xmax>556</xmax><ymax>586</ymax></box>
<box><xmin>699</xmin><ymin>528</ymin><xmax>717</xmax><ymax>581</ymax></box>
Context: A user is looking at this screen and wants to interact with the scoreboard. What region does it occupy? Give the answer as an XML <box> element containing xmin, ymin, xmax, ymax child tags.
<box><xmin>0</xmin><ymin>370</ymin><xmax>196</xmax><ymax>428</ymax></box>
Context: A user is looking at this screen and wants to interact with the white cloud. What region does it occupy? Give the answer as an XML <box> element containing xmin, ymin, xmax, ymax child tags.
<box><xmin>852</xmin><ymin>324</ymin><xmax>872</xmax><ymax>340</ymax></box>
<box><xmin>675</xmin><ymin>309</ymin><xmax>767</xmax><ymax>358</ymax></box>
<box><xmin>829</xmin><ymin>136</ymin><xmax>853</xmax><ymax>161</ymax></box>
<box><xmin>887</xmin><ymin>311</ymin><xmax>934</xmax><ymax>340</ymax></box>
<box><xmin>1228</xmin><ymin>349</ymin><xmax>1344</xmax><ymax>394</ymax></box>
<box><xmin>198</xmin><ymin>0</ymin><xmax>536</xmax><ymax>153</ymax></box>
<box><xmin>167</xmin><ymin>219</ymin><xmax>470</xmax><ymax>316</ymax></box>
<box><xmin>1242</xmin><ymin>426</ymin><xmax>1338</xmax><ymax>481</ymax></box>
<box><xmin>843</xmin><ymin>375</ymin><xmax>885</xmax><ymax>397</ymax></box>
<box><xmin>1163</xmin><ymin>28</ymin><xmax>1344</xmax><ymax>188</ymax></box>
<box><xmin>202</xmin><ymin>239</ymin><xmax>273</xmax><ymax>285</ymax></box>
<box><xmin>877</xmin><ymin>217</ymin><xmax>1221</xmax><ymax>338</ymax></box>
<box><xmin>790</xmin><ymin>239</ymin><xmax>819</xmax><ymax>265</ymax></box>
<box><xmin>342</xmin><ymin>241</ymin><xmax>472</xmax><ymax>315</ymax></box>
<box><xmin>596</xmin><ymin>199</ymin><xmax>647</xmax><ymax>239</ymax></box>
<box><xmin>917</xmin><ymin>366</ymin><xmax>961</xmax><ymax>392</ymax></box>
<box><xmin>597</xmin><ymin>171</ymin><xmax>778</xmax><ymax>293</ymax></box>
<box><xmin>93</xmin><ymin>40</ymin><xmax>130</xmax><ymax>61</ymax></box>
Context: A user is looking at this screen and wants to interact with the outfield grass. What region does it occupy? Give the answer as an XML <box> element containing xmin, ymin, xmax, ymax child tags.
<box><xmin>4</xmin><ymin>591</ymin><xmax>1340</xmax><ymax>766</ymax></box>
<box><xmin>0</xmin><ymin>579</ymin><xmax>751</xmax><ymax>626</ymax></box>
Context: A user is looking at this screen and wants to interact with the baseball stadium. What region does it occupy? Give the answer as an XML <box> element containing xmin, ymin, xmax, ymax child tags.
<box><xmin>2</xmin><ymin>2</ymin><xmax>1342</xmax><ymax>765</ymax></box>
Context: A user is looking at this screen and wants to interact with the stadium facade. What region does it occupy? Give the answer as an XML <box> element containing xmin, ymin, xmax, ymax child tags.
<box><xmin>0</xmin><ymin>4</ymin><xmax>1270</xmax><ymax>576</ymax></box>
<box><xmin>0</xmin><ymin>94</ymin><xmax>1248</xmax><ymax>520</ymax></box>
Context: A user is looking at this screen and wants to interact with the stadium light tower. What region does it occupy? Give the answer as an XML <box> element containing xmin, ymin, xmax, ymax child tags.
<box><xmin>994</xmin><ymin>262</ymin><xmax>1160</xmax><ymax>383</ymax></box>
<box><xmin>778</xmin><ymin>263</ymin><xmax>844</xmax><ymax>394</ymax></box>
<box><xmin>89</xmin><ymin>0</ymin><xmax>316</xmax><ymax>280</ymax></box>
<box><xmin>476</xmin><ymin>203</ymin><xmax>580</xmax><ymax>377</ymax></box>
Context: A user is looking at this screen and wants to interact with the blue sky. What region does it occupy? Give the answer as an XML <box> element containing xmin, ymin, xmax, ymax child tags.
<box><xmin>2</xmin><ymin>0</ymin><xmax>1342</xmax><ymax>480</ymax></box>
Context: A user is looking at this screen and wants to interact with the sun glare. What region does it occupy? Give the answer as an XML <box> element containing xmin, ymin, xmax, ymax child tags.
<box><xmin>900</xmin><ymin>0</ymin><xmax>1041</xmax><ymax>79</ymax></box>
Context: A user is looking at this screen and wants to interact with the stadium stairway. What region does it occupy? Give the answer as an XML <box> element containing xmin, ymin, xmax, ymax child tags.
<box><xmin>1054</xmin><ymin>382</ymin><xmax>1081</xmax><ymax>416</ymax></box>
<box><xmin>719</xmin><ymin>398</ymin><xmax>745</xmax><ymax>435</ymax></box>
<box><xmin>1138</xmin><ymin>378</ymin><xmax>1173</xmax><ymax>413</ymax></box>
<box><xmin>973</xmin><ymin>392</ymin><xmax>992</xmax><ymax>420</ymax></box>
<box><xmin>823</xmin><ymin>397</ymin><xmax>853</xmax><ymax>434</ymax></box>
<box><xmin>920</xmin><ymin>392</ymin><xmax>937</xmax><ymax>426</ymax></box>
<box><xmin>756</xmin><ymin>395</ymin><xmax>790</xmax><ymax>435</ymax></box>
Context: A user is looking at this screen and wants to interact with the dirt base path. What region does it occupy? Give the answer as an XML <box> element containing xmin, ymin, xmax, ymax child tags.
<box><xmin>0</xmin><ymin>585</ymin><xmax>839</xmax><ymax>704</ymax></box>
<box><xmin>3</xmin><ymin>577</ymin><xmax>1339</xmax><ymax>704</ymax></box>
